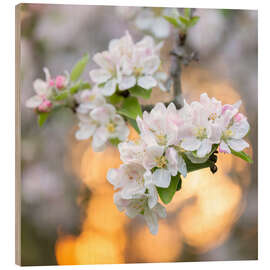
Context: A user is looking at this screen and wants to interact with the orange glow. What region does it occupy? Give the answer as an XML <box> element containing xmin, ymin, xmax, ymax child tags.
<box><xmin>56</xmin><ymin>67</ymin><xmax>252</xmax><ymax>264</ymax></box>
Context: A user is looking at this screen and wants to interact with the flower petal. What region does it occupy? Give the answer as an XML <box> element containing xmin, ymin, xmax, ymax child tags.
<box><xmin>219</xmin><ymin>140</ymin><xmax>231</xmax><ymax>154</ymax></box>
<box><xmin>101</xmin><ymin>79</ymin><xmax>117</xmax><ymax>96</ymax></box>
<box><xmin>33</xmin><ymin>79</ymin><xmax>48</xmax><ymax>95</ymax></box>
<box><xmin>144</xmin><ymin>208</ymin><xmax>158</xmax><ymax>235</ymax></box>
<box><xmin>152</xmin><ymin>169</ymin><xmax>171</xmax><ymax>188</ymax></box>
<box><xmin>142</xmin><ymin>56</ymin><xmax>160</xmax><ymax>74</ymax></box>
<box><xmin>227</xmin><ymin>138</ymin><xmax>249</xmax><ymax>152</ymax></box>
<box><xmin>118</xmin><ymin>76</ymin><xmax>136</xmax><ymax>91</ymax></box>
<box><xmin>89</xmin><ymin>69</ymin><xmax>112</xmax><ymax>84</ymax></box>
<box><xmin>197</xmin><ymin>139</ymin><xmax>212</xmax><ymax>158</ymax></box>
<box><xmin>25</xmin><ymin>95</ymin><xmax>43</xmax><ymax>108</ymax></box>
<box><xmin>151</xmin><ymin>17</ymin><xmax>171</xmax><ymax>39</ymax></box>
<box><xmin>178</xmin><ymin>155</ymin><xmax>187</xmax><ymax>177</ymax></box>
<box><xmin>181</xmin><ymin>137</ymin><xmax>201</xmax><ymax>151</ymax></box>
<box><xmin>137</xmin><ymin>76</ymin><xmax>157</xmax><ymax>90</ymax></box>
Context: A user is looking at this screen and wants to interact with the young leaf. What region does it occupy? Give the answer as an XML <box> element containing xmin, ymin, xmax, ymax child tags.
<box><xmin>184</xmin><ymin>8</ymin><xmax>191</xmax><ymax>18</ymax></box>
<box><xmin>69</xmin><ymin>82</ymin><xmax>91</xmax><ymax>95</ymax></box>
<box><xmin>118</xmin><ymin>96</ymin><xmax>142</xmax><ymax>120</ymax></box>
<box><xmin>109</xmin><ymin>137</ymin><xmax>121</xmax><ymax>146</ymax></box>
<box><xmin>157</xmin><ymin>174</ymin><xmax>180</xmax><ymax>204</ymax></box>
<box><xmin>189</xmin><ymin>16</ymin><xmax>200</xmax><ymax>27</ymax></box>
<box><xmin>54</xmin><ymin>90</ymin><xmax>69</xmax><ymax>101</ymax></box>
<box><xmin>230</xmin><ymin>149</ymin><xmax>253</xmax><ymax>163</ymax></box>
<box><xmin>129</xmin><ymin>85</ymin><xmax>152</xmax><ymax>99</ymax></box>
<box><xmin>127</xmin><ymin>118</ymin><xmax>140</xmax><ymax>134</ymax></box>
<box><xmin>163</xmin><ymin>16</ymin><xmax>181</xmax><ymax>28</ymax></box>
<box><xmin>70</xmin><ymin>53</ymin><xmax>89</xmax><ymax>82</ymax></box>
<box><xmin>108</xmin><ymin>93</ymin><xmax>124</xmax><ymax>105</ymax></box>
<box><xmin>38</xmin><ymin>112</ymin><xmax>49</xmax><ymax>127</ymax></box>
<box><xmin>182</xmin><ymin>154</ymin><xmax>212</xmax><ymax>173</ymax></box>
<box><xmin>179</xmin><ymin>16</ymin><xmax>190</xmax><ymax>26</ymax></box>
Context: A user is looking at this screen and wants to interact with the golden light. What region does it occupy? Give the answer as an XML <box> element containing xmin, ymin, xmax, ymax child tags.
<box><xmin>56</xmin><ymin>67</ymin><xmax>252</xmax><ymax>264</ymax></box>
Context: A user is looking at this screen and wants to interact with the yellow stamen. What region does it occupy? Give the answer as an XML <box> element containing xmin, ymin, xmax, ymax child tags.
<box><xmin>155</xmin><ymin>156</ymin><xmax>167</xmax><ymax>168</ymax></box>
<box><xmin>106</xmin><ymin>122</ymin><xmax>116</xmax><ymax>133</ymax></box>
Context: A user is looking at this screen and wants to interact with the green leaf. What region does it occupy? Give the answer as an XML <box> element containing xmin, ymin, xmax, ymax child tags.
<box><xmin>129</xmin><ymin>85</ymin><xmax>152</xmax><ymax>99</ymax></box>
<box><xmin>163</xmin><ymin>15</ymin><xmax>181</xmax><ymax>28</ymax></box>
<box><xmin>118</xmin><ymin>96</ymin><xmax>142</xmax><ymax>120</ymax></box>
<box><xmin>54</xmin><ymin>90</ymin><xmax>69</xmax><ymax>101</ymax></box>
<box><xmin>179</xmin><ymin>16</ymin><xmax>190</xmax><ymax>26</ymax></box>
<box><xmin>69</xmin><ymin>82</ymin><xmax>91</xmax><ymax>95</ymax></box>
<box><xmin>108</xmin><ymin>93</ymin><xmax>124</xmax><ymax>105</ymax></box>
<box><xmin>70</xmin><ymin>53</ymin><xmax>89</xmax><ymax>82</ymax></box>
<box><xmin>38</xmin><ymin>112</ymin><xmax>49</xmax><ymax>127</ymax></box>
<box><xmin>189</xmin><ymin>16</ymin><xmax>200</xmax><ymax>27</ymax></box>
<box><xmin>230</xmin><ymin>149</ymin><xmax>253</xmax><ymax>164</ymax></box>
<box><xmin>157</xmin><ymin>174</ymin><xmax>181</xmax><ymax>204</ymax></box>
<box><xmin>127</xmin><ymin>118</ymin><xmax>140</xmax><ymax>133</ymax></box>
<box><xmin>184</xmin><ymin>8</ymin><xmax>191</xmax><ymax>18</ymax></box>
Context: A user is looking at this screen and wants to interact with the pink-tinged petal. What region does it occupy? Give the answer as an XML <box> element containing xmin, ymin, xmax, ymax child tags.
<box><xmin>137</xmin><ymin>76</ymin><xmax>157</xmax><ymax>90</ymax></box>
<box><xmin>219</xmin><ymin>140</ymin><xmax>231</xmax><ymax>154</ymax></box>
<box><xmin>227</xmin><ymin>139</ymin><xmax>249</xmax><ymax>152</ymax></box>
<box><xmin>181</xmin><ymin>137</ymin><xmax>201</xmax><ymax>151</ymax></box>
<box><xmin>89</xmin><ymin>69</ymin><xmax>112</xmax><ymax>84</ymax></box>
<box><xmin>101</xmin><ymin>79</ymin><xmax>117</xmax><ymax>96</ymax></box>
<box><xmin>234</xmin><ymin>113</ymin><xmax>246</xmax><ymax>122</ymax></box>
<box><xmin>38</xmin><ymin>99</ymin><xmax>52</xmax><ymax>112</ymax></box>
<box><xmin>90</xmin><ymin>104</ymin><xmax>115</xmax><ymax>124</ymax></box>
<box><xmin>118</xmin><ymin>76</ymin><xmax>136</xmax><ymax>91</ymax></box>
<box><xmin>142</xmin><ymin>56</ymin><xmax>160</xmax><ymax>74</ymax></box>
<box><xmin>25</xmin><ymin>95</ymin><xmax>43</xmax><ymax>108</ymax></box>
<box><xmin>152</xmin><ymin>169</ymin><xmax>171</xmax><ymax>188</ymax></box>
<box><xmin>197</xmin><ymin>139</ymin><xmax>212</xmax><ymax>158</ymax></box>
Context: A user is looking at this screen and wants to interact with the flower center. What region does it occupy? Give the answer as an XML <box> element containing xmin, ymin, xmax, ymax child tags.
<box><xmin>155</xmin><ymin>134</ymin><xmax>167</xmax><ymax>146</ymax></box>
<box><xmin>88</xmin><ymin>95</ymin><xmax>95</xmax><ymax>102</ymax></box>
<box><xmin>223</xmin><ymin>129</ymin><xmax>233</xmax><ymax>139</ymax></box>
<box><xmin>107</xmin><ymin>122</ymin><xmax>116</xmax><ymax>133</ymax></box>
<box><xmin>134</xmin><ymin>67</ymin><xmax>143</xmax><ymax>76</ymax></box>
<box><xmin>155</xmin><ymin>156</ymin><xmax>167</xmax><ymax>168</ymax></box>
<box><xmin>196</xmin><ymin>127</ymin><xmax>207</xmax><ymax>140</ymax></box>
<box><xmin>209</xmin><ymin>113</ymin><xmax>217</xmax><ymax>121</ymax></box>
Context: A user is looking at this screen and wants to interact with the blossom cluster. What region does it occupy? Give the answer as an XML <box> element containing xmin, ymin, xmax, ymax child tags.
<box><xmin>74</xmin><ymin>87</ymin><xmax>129</xmax><ymax>151</ymax></box>
<box><xmin>107</xmin><ymin>93</ymin><xmax>250</xmax><ymax>234</ymax></box>
<box><xmin>89</xmin><ymin>31</ymin><xmax>168</xmax><ymax>95</ymax></box>
<box><xmin>26</xmin><ymin>68</ymin><xmax>68</xmax><ymax>112</ymax></box>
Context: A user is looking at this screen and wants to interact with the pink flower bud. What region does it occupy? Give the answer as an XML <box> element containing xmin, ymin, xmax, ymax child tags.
<box><xmin>222</xmin><ymin>104</ymin><xmax>233</xmax><ymax>114</ymax></box>
<box><xmin>55</xmin><ymin>75</ymin><xmax>66</xmax><ymax>90</ymax></box>
<box><xmin>38</xmin><ymin>99</ymin><xmax>52</xmax><ymax>112</ymax></box>
<box><xmin>234</xmin><ymin>113</ymin><xmax>245</xmax><ymax>122</ymax></box>
<box><xmin>48</xmin><ymin>79</ymin><xmax>55</xmax><ymax>87</ymax></box>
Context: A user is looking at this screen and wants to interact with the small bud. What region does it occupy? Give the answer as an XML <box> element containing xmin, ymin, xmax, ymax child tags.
<box><xmin>210</xmin><ymin>164</ymin><xmax>218</xmax><ymax>174</ymax></box>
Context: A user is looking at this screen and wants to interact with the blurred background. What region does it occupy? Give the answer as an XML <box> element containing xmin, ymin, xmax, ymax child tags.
<box><xmin>19</xmin><ymin>4</ymin><xmax>258</xmax><ymax>266</ymax></box>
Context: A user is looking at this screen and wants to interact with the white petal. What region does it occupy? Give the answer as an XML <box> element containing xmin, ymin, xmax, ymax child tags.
<box><xmin>231</xmin><ymin>120</ymin><xmax>250</xmax><ymax>139</ymax></box>
<box><xmin>152</xmin><ymin>169</ymin><xmax>171</xmax><ymax>188</ymax></box>
<box><xmin>93</xmin><ymin>52</ymin><xmax>114</xmax><ymax>71</ymax></box>
<box><xmin>144</xmin><ymin>208</ymin><xmax>158</xmax><ymax>235</ymax></box>
<box><xmin>25</xmin><ymin>95</ymin><xmax>43</xmax><ymax>108</ymax></box>
<box><xmin>197</xmin><ymin>139</ymin><xmax>212</xmax><ymax>158</ymax></box>
<box><xmin>227</xmin><ymin>139</ymin><xmax>249</xmax><ymax>152</ymax></box>
<box><xmin>33</xmin><ymin>79</ymin><xmax>48</xmax><ymax>95</ymax></box>
<box><xmin>137</xmin><ymin>76</ymin><xmax>157</xmax><ymax>90</ymax></box>
<box><xmin>143</xmin><ymin>145</ymin><xmax>165</xmax><ymax>170</ymax></box>
<box><xmin>89</xmin><ymin>69</ymin><xmax>112</xmax><ymax>84</ymax></box>
<box><xmin>118</xmin><ymin>76</ymin><xmax>136</xmax><ymax>91</ymax></box>
<box><xmin>153</xmin><ymin>203</ymin><xmax>167</xmax><ymax>218</ymax></box>
<box><xmin>126</xmin><ymin>206</ymin><xmax>140</xmax><ymax>218</ymax></box>
<box><xmin>106</xmin><ymin>168</ymin><xmax>120</xmax><ymax>189</ymax></box>
<box><xmin>101</xmin><ymin>79</ymin><xmax>117</xmax><ymax>96</ymax></box>
<box><xmin>75</xmin><ymin>123</ymin><xmax>96</xmax><ymax>140</ymax></box>
<box><xmin>181</xmin><ymin>137</ymin><xmax>201</xmax><ymax>151</ymax></box>
<box><xmin>147</xmin><ymin>185</ymin><xmax>158</xmax><ymax>209</ymax></box>
<box><xmin>142</xmin><ymin>56</ymin><xmax>160</xmax><ymax>74</ymax></box>
<box><xmin>135</xmin><ymin>9</ymin><xmax>154</xmax><ymax>30</ymax></box>
<box><xmin>91</xmin><ymin>104</ymin><xmax>115</xmax><ymax>124</ymax></box>
<box><xmin>92</xmin><ymin>127</ymin><xmax>108</xmax><ymax>152</ymax></box>
<box><xmin>178</xmin><ymin>155</ymin><xmax>187</xmax><ymax>177</ymax></box>
<box><xmin>151</xmin><ymin>17</ymin><xmax>171</xmax><ymax>39</ymax></box>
